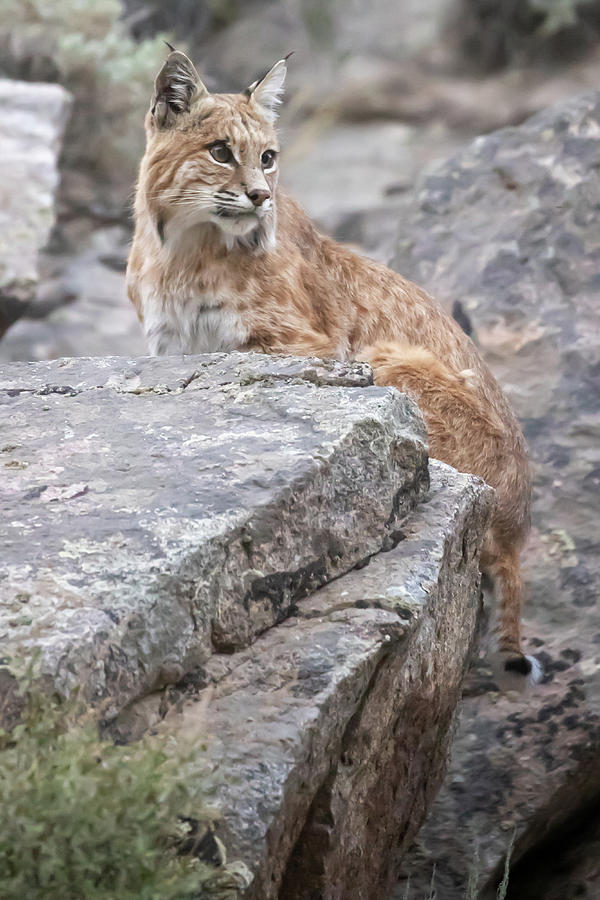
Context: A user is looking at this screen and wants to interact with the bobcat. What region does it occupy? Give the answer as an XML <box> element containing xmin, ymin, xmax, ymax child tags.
<box><xmin>127</xmin><ymin>50</ymin><xmax>540</xmax><ymax>680</ymax></box>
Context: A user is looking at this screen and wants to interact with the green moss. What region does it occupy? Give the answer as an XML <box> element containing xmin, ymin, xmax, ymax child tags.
<box><xmin>204</xmin><ymin>0</ymin><xmax>245</xmax><ymax>29</ymax></box>
<box><xmin>531</xmin><ymin>0</ymin><xmax>592</xmax><ymax>34</ymax></box>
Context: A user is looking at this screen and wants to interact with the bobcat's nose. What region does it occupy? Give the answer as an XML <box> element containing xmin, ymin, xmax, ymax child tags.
<box><xmin>247</xmin><ymin>188</ymin><xmax>271</xmax><ymax>207</ymax></box>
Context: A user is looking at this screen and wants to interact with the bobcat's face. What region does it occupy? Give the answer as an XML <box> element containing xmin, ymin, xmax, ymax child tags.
<box><xmin>141</xmin><ymin>52</ymin><xmax>286</xmax><ymax>249</ymax></box>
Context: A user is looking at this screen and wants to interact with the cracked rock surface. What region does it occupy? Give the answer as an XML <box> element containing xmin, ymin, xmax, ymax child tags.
<box><xmin>1</xmin><ymin>352</ymin><xmax>428</xmax><ymax>720</ymax></box>
<box><xmin>0</xmin><ymin>350</ymin><xmax>494</xmax><ymax>897</ymax></box>
<box><xmin>111</xmin><ymin>460</ymin><xmax>492</xmax><ymax>900</ymax></box>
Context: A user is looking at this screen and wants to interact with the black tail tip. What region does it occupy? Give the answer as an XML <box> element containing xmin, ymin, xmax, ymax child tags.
<box><xmin>504</xmin><ymin>655</ymin><xmax>532</xmax><ymax>675</ymax></box>
<box><xmin>503</xmin><ymin>654</ymin><xmax>543</xmax><ymax>683</ymax></box>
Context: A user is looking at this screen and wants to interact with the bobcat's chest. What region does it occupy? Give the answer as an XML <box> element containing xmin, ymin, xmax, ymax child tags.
<box><xmin>141</xmin><ymin>287</ymin><xmax>250</xmax><ymax>356</ymax></box>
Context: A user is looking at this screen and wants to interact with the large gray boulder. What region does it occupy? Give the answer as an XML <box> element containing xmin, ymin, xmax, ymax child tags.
<box><xmin>0</xmin><ymin>351</ymin><xmax>494</xmax><ymax>898</ymax></box>
<box><xmin>392</xmin><ymin>91</ymin><xmax>600</xmax><ymax>897</ymax></box>
<box><xmin>1</xmin><ymin>352</ymin><xmax>428</xmax><ymax>719</ymax></box>
<box><xmin>0</xmin><ymin>80</ymin><xmax>71</xmax><ymax>334</ymax></box>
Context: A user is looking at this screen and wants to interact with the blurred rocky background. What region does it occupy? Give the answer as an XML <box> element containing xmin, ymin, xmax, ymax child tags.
<box><xmin>4</xmin><ymin>0</ymin><xmax>600</xmax><ymax>361</ymax></box>
<box><xmin>1</xmin><ymin>1</ymin><xmax>599</xmax><ymax>897</ymax></box>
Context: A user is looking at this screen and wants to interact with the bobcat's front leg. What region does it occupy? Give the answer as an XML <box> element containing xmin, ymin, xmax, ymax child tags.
<box><xmin>139</xmin><ymin>289</ymin><xmax>186</xmax><ymax>356</ymax></box>
<box><xmin>145</xmin><ymin>321</ymin><xmax>185</xmax><ymax>356</ymax></box>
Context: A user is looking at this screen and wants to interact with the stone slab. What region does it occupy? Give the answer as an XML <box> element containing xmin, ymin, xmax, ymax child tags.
<box><xmin>0</xmin><ymin>352</ymin><xmax>428</xmax><ymax>720</ymax></box>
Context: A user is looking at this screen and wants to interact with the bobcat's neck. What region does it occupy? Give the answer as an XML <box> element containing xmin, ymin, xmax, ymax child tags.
<box><xmin>137</xmin><ymin>188</ymin><xmax>324</xmax><ymax>299</ymax></box>
<box><xmin>129</xmin><ymin>187</ymin><xmax>357</xmax><ymax>358</ymax></box>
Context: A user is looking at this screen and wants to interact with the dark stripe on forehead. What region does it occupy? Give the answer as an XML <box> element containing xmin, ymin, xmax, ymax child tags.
<box><xmin>230</xmin><ymin>112</ymin><xmax>265</xmax><ymax>146</ymax></box>
<box><xmin>240</xmin><ymin>113</ymin><xmax>264</xmax><ymax>140</ymax></box>
<box><xmin>178</xmin><ymin>108</ymin><xmax>216</xmax><ymax>132</ymax></box>
<box><xmin>238</xmin><ymin>112</ymin><xmax>255</xmax><ymax>133</ymax></box>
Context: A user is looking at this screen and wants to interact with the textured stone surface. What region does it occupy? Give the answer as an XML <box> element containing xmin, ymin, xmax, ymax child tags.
<box><xmin>113</xmin><ymin>461</ymin><xmax>492</xmax><ymax>900</ymax></box>
<box><xmin>392</xmin><ymin>91</ymin><xmax>600</xmax><ymax>897</ymax></box>
<box><xmin>1</xmin><ymin>350</ymin><xmax>494</xmax><ymax>895</ymax></box>
<box><xmin>506</xmin><ymin>809</ymin><xmax>600</xmax><ymax>900</ymax></box>
<box><xmin>0</xmin><ymin>352</ymin><xmax>428</xmax><ymax>721</ymax></box>
<box><xmin>282</xmin><ymin>121</ymin><xmax>461</xmax><ymax>239</ymax></box>
<box><xmin>0</xmin><ymin>80</ymin><xmax>71</xmax><ymax>333</ymax></box>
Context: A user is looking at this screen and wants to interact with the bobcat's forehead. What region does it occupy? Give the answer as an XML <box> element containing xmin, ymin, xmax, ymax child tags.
<box><xmin>195</xmin><ymin>95</ymin><xmax>278</xmax><ymax>148</ymax></box>
<box><xmin>151</xmin><ymin>94</ymin><xmax>278</xmax><ymax>162</ymax></box>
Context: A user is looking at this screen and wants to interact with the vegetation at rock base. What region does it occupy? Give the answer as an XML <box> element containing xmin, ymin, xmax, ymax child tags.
<box><xmin>0</xmin><ymin>687</ymin><xmax>224</xmax><ymax>900</ymax></box>
<box><xmin>402</xmin><ymin>829</ymin><xmax>515</xmax><ymax>899</ymax></box>
<box><xmin>0</xmin><ymin>0</ymin><xmax>169</xmax><ymax>181</ymax></box>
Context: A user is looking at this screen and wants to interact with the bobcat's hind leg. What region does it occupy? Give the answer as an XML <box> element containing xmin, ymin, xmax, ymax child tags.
<box><xmin>360</xmin><ymin>340</ymin><xmax>541</xmax><ymax>683</ymax></box>
<box><xmin>482</xmin><ymin>543</ymin><xmax>542</xmax><ymax>684</ymax></box>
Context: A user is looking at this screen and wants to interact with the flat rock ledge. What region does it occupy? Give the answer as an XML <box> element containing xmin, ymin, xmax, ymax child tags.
<box><xmin>0</xmin><ymin>352</ymin><xmax>493</xmax><ymax>898</ymax></box>
<box><xmin>1</xmin><ymin>352</ymin><xmax>428</xmax><ymax>718</ymax></box>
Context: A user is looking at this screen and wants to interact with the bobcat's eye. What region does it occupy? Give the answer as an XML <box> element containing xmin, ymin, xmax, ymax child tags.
<box><xmin>261</xmin><ymin>149</ymin><xmax>277</xmax><ymax>170</ymax></box>
<box><xmin>210</xmin><ymin>143</ymin><xmax>233</xmax><ymax>164</ymax></box>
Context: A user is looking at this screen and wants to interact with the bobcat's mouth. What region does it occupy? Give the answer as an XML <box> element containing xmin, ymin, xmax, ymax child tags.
<box><xmin>214</xmin><ymin>206</ymin><xmax>257</xmax><ymax>220</ymax></box>
<box><xmin>211</xmin><ymin>205</ymin><xmax>263</xmax><ymax>239</ymax></box>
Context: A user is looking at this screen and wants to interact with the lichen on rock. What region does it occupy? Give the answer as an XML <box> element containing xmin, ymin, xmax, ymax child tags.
<box><xmin>0</xmin><ymin>349</ymin><xmax>493</xmax><ymax>899</ymax></box>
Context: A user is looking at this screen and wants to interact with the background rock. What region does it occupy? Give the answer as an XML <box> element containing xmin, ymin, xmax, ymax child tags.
<box><xmin>451</xmin><ymin>0</ymin><xmax>600</xmax><ymax>72</ymax></box>
<box><xmin>0</xmin><ymin>80</ymin><xmax>70</xmax><ymax>337</ymax></box>
<box><xmin>0</xmin><ymin>226</ymin><xmax>145</xmax><ymax>362</ymax></box>
<box><xmin>392</xmin><ymin>90</ymin><xmax>600</xmax><ymax>898</ymax></box>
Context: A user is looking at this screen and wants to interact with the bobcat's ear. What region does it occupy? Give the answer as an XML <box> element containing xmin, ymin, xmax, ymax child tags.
<box><xmin>151</xmin><ymin>50</ymin><xmax>208</xmax><ymax>129</ymax></box>
<box><xmin>245</xmin><ymin>56</ymin><xmax>289</xmax><ymax>123</ymax></box>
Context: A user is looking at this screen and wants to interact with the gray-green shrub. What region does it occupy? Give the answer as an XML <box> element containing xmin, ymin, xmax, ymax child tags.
<box><xmin>0</xmin><ymin>690</ymin><xmax>217</xmax><ymax>900</ymax></box>
<box><xmin>0</xmin><ymin>0</ymin><xmax>169</xmax><ymax>183</ymax></box>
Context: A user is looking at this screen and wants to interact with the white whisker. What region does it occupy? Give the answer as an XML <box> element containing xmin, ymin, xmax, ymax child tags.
<box><xmin>172</xmin><ymin>200</ymin><xmax>214</xmax><ymax>206</ymax></box>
